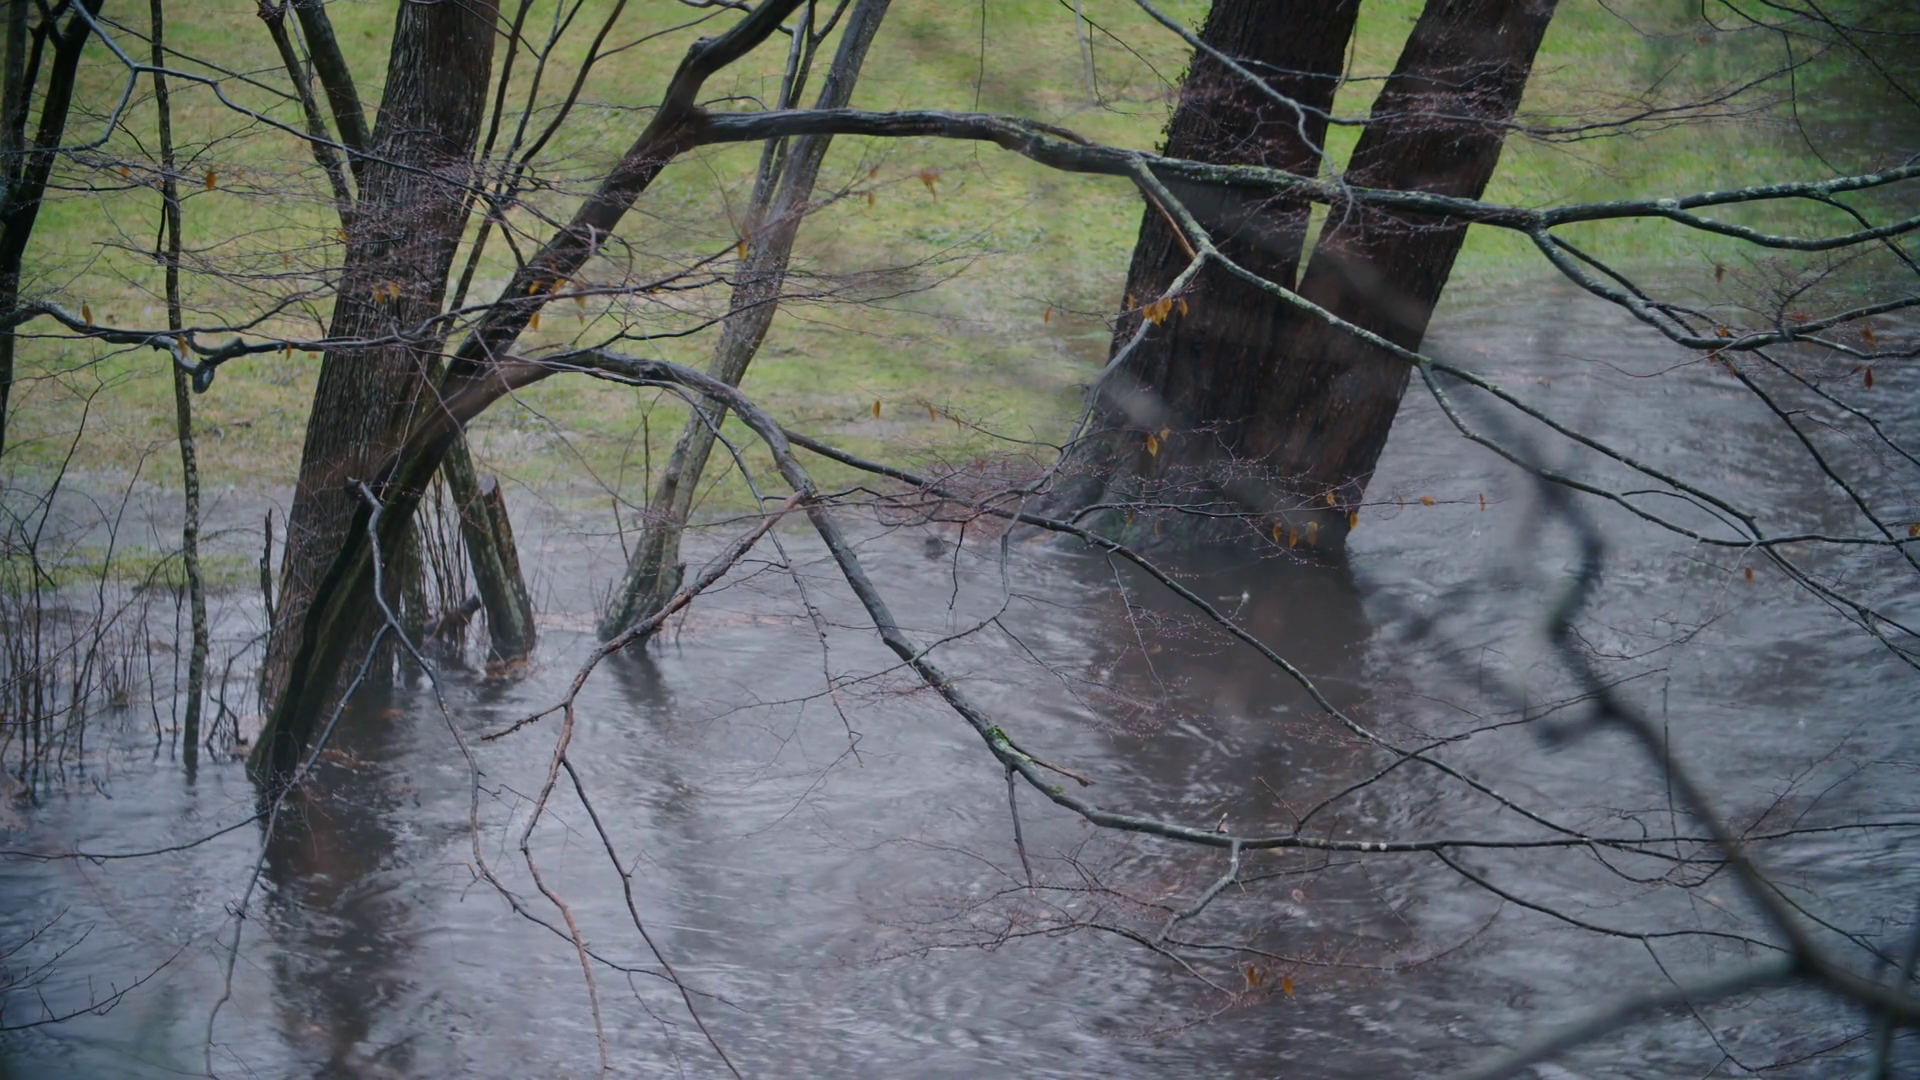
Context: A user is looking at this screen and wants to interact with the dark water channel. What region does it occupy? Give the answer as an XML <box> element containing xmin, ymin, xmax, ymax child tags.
<box><xmin>4</xmin><ymin>284</ymin><xmax>1917</xmax><ymax>1077</ymax></box>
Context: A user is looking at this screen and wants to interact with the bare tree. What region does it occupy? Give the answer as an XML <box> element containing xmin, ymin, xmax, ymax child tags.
<box><xmin>1</xmin><ymin>0</ymin><xmax>1915</xmax><ymax>1075</ymax></box>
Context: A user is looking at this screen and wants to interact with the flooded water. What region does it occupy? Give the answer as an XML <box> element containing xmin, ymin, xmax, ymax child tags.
<box><xmin>4</xmin><ymin>282</ymin><xmax>1917</xmax><ymax>1078</ymax></box>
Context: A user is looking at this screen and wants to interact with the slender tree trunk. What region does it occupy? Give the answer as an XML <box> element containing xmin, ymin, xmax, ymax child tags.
<box><xmin>0</xmin><ymin>0</ymin><xmax>98</xmax><ymax>460</ymax></box>
<box><xmin>149</xmin><ymin>0</ymin><xmax>205</xmax><ymax>766</ymax></box>
<box><xmin>1240</xmin><ymin>0</ymin><xmax>1559</xmax><ymax>536</ymax></box>
<box><xmin>1054</xmin><ymin>0</ymin><xmax>1359</xmax><ymax>524</ymax></box>
<box><xmin>600</xmin><ymin>0</ymin><xmax>890</xmax><ymax>639</ymax></box>
<box><xmin>259</xmin><ymin>0</ymin><xmax>498</xmax><ymax>710</ymax></box>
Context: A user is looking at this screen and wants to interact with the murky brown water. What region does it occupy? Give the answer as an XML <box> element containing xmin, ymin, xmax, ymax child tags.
<box><xmin>3</xmin><ymin>282</ymin><xmax>1916</xmax><ymax>1077</ymax></box>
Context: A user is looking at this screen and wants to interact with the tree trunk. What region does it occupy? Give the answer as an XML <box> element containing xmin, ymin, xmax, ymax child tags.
<box><xmin>450</xmin><ymin>450</ymin><xmax>534</xmax><ymax>663</ymax></box>
<box><xmin>149</xmin><ymin>0</ymin><xmax>207</xmax><ymax>768</ymax></box>
<box><xmin>599</xmin><ymin>0</ymin><xmax>891</xmax><ymax>640</ymax></box>
<box><xmin>0</xmin><ymin>0</ymin><xmax>99</xmax><ymax>460</ymax></box>
<box><xmin>251</xmin><ymin>0</ymin><xmax>811</xmax><ymax>788</ymax></box>
<box><xmin>1055</xmin><ymin>0</ymin><xmax>1360</xmax><ymax>522</ymax></box>
<box><xmin>1239</xmin><ymin>0</ymin><xmax>1559</xmax><ymax>537</ymax></box>
<box><xmin>258</xmin><ymin>0</ymin><xmax>498</xmax><ymax>712</ymax></box>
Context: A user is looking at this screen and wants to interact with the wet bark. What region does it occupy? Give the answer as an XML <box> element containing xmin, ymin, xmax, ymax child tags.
<box><xmin>1240</xmin><ymin>0</ymin><xmax>1560</xmax><ymax>536</ymax></box>
<box><xmin>600</xmin><ymin>0</ymin><xmax>891</xmax><ymax>640</ymax></box>
<box><xmin>258</xmin><ymin>0</ymin><xmax>498</xmax><ymax>712</ymax></box>
<box><xmin>0</xmin><ymin>0</ymin><xmax>99</xmax><ymax>460</ymax></box>
<box><xmin>1056</xmin><ymin>0</ymin><xmax>1360</xmax><ymax>520</ymax></box>
<box><xmin>452</xmin><ymin>454</ymin><xmax>534</xmax><ymax>663</ymax></box>
<box><xmin>252</xmin><ymin>0</ymin><xmax>810</xmax><ymax>788</ymax></box>
<box><xmin>1061</xmin><ymin>0</ymin><xmax>1556</xmax><ymax>549</ymax></box>
<box><xmin>150</xmin><ymin>0</ymin><xmax>206</xmax><ymax>767</ymax></box>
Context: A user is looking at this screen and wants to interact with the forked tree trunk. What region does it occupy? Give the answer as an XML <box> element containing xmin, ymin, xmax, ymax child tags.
<box><xmin>1056</xmin><ymin>0</ymin><xmax>1360</xmax><ymax>520</ymax></box>
<box><xmin>1240</xmin><ymin>0</ymin><xmax>1559</xmax><ymax>535</ymax></box>
<box><xmin>600</xmin><ymin>0</ymin><xmax>891</xmax><ymax>640</ymax></box>
<box><xmin>259</xmin><ymin>0</ymin><xmax>498</xmax><ymax>711</ymax></box>
<box><xmin>1065</xmin><ymin>0</ymin><xmax>1556</xmax><ymax>548</ymax></box>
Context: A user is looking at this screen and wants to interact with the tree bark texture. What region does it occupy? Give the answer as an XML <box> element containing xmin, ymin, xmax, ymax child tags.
<box><xmin>1239</xmin><ymin>0</ymin><xmax>1559</xmax><ymax>530</ymax></box>
<box><xmin>0</xmin><ymin>0</ymin><xmax>99</xmax><ymax>461</ymax></box>
<box><xmin>252</xmin><ymin>0</ymin><xmax>810</xmax><ymax>786</ymax></box>
<box><xmin>1061</xmin><ymin>0</ymin><xmax>1359</xmax><ymax>515</ymax></box>
<box><xmin>260</xmin><ymin>0</ymin><xmax>498</xmax><ymax>711</ymax></box>
<box><xmin>600</xmin><ymin>0</ymin><xmax>891</xmax><ymax>640</ymax></box>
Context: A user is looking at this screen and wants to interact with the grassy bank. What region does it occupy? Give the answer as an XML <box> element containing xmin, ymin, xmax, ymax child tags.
<box><xmin>6</xmin><ymin>0</ymin><xmax>1904</xmax><ymax>527</ymax></box>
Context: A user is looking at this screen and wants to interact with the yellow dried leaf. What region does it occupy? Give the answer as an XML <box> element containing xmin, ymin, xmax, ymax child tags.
<box><xmin>529</xmin><ymin>312</ymin><xmax>540</xmax><ymax>330</ymax></box>
<box><xmin>337</xmin><ymin>228</ymin><xmax>348</xmax><ymax>242</ymax></box>
<box><xmin>865</xmin><ymin>190</ymin><xmax>875</xmax><ymax>207</ymax></box>
<box><xmin>551</xmin><ymin>278</ymin><xmax>567</xmax><ymax>294</ymax></box>
<box><xmin>1245</xmin><ymin>965</ymin><xmax>1262</xmax><ymax>989</ymax></box>
<box><xmin>282</xmin><ymin>341</ymin><xmax>292</xmax><ymax>355</ymax></box>
<box><xmin>573</xmin><ymin>289</ymin><xmax>586</xmax><ymax>308</ymax></box>
<box><xmin>926</xmin><ymin>404</ymin><xmax>937</xmax><ymax>421</ymax></box>
<box><xmin>737</xmin><ymin>237</ymin><xmax>748</xmax><ymax>259</ymax></box>
<box><xmin>528</xmin><ymin>280</ymin><xmax>544</xmax><ymax>295</ymax></box>
<box><xmin>1281</xmin><ymin>975</ymin><xmax>1295</xmax><ymax>997</ymax></box>
<box><xmin>203</xmin><ymin>170</ymin><xmax>217</xmax><ymax>190</ymax></box>
<box><xmin>1908</xmin><ymin>523</ymin><xmax>1918</xmax><ymax>538</ymax></box>
<box><xmin>1347</xmin><ymin>511</ymin><xmax>1358</xmax><ymax>530</ymax></box>
<box><xmin>1420</xmin><ymin>496</ymin><xmax>1436</xmax><ymax>506</ymax></box>
<box><xmin>118</xmin><ymin>165</ymin><xmax>131</xmax><ymax>180</ymax></box>
<box><xmin>1324</xmin><ymin>491</ymin><xmax>1336</xmax><ymax>507</ymax></box>
<box><xmin>1271</xmin><ymin>524</ymin><xmax>1282</xmax><ymax>542</ymax></box>
<box><xmin>1716</xmin><ymin>325</ymin><xmax>1732</xmax><ymax>339</ymax></box>
<box><xmin>1145</xmin><ymin>434</ymin><xmax>1159</xmax><ymax>457</ymax></box>
<box><xmin>1287</xmin><ymin>527</ymin><xmax>1298</xmax><ymax>549</ymax></box>
<box><xmin>1744</xmin><ymin>566</ymin><xmax>1754</xmax><ymax>583</ymax></box>
<box><xmin>872</xmin><ymin>399</ymin><xmax>882</xmax><ymax>418</ymax></box>
<box><xmin>1043</xmin><ymin>306</ymin><xmax>1052</xmax><ymax>324</ymax></box>
<box><xmin>1176</xmin><ymin>297</ymin><xmax>1189</xmax><ymax>317</ymax></box>
<box><xmin>1305</xmin><ymin>521</ymin><xmax>1319</xmax><ymax>547</ymax></box>
<box><xmin>81</xmin><ymin>302</ymin><xmax>92</xmax><ymax>328</ymax></box>
<box><xmin>1143</xmin><ymin>297</ymin><xmax>1173</xmax><ymax>326</ymax></box>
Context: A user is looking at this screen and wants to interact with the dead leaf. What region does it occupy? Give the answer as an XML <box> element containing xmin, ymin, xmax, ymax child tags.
<box><xmin>1862</xmin><ymin>324</ymin><xmax>1877</xmax><ymax>348</ymax></box>
<box><xmin>1744</xmin><ymin>566</ymin><xmax>1754</xmax><ymax>583</ymax></box>
<box><xmin>927</xmin><ymin>404</ymin><xmax>937</xmax><ymax>421</ymax></box>
<box><xmin>1245</xmin><ymin>965</ymin><xmax>1263</xmax><ymax>989</ymax></box>
<box><xmin>1305</xmin><ymin>521</ymin><xmax>1319</xmax><ymax>547</ymax></box>
<box><xmin>872</xmin><ymin>399</ymin><xmax>882</xmax><ymax>419</ymax></box>
<box><xmin>1281</xmin><ymin>975</ymin><xmax>1295</xmax><ymax>997</ymax></box>
<box><xmin>81</xmin><ymin>302</ymin><xmax>92</xmax><ymax>328</ymax></box>
<box><xmin>1324</xmin><ymin>491</ymin><xmax>1336</xmax><ymax>507</ymax></box>
<box><xmin>1864</xmin><ymin>367</ymin><xmax>1874</xmax><ymax>389</ymax></box>
<box><xmin>1043</xmin><ymin>306</ymin><xmax>1052</xmax><ymax>324</ymax></box>
<box><xmin>917</xmin><ymin>166</ymin><xmax>941</xmax><ymax>197</ymax></box>
<box><xmin>1420</xmin><ymin>496</ymin><xmax>1436</xmax><ymax>506</ymax></box>
<box><xmin>1714</xmin><ymin>263</ymin><xmax>1725</xmax><ymax>283</ymax></box>
<box><xmin>1347</xmin><ymin>511</ymin><xmax>1358</xmax><ymax>530</ymax></box>
<box><xmin>203</xmin><ymin>170</ymin><xmax>217</xmax><ymax>190</ymax></box>
<box><xmin>528</xmin><ymin>312</ymin><xmax>540</xmax><ymax>330</ymax></box>
<box><xmin>1145</xmin><ymin>433</ymin><xmax>1160</xmax><ymax>457</ymax></box>
<box><xmin>1479</xmin><ymin>493</ymin><xmax>1487</xmax><ymax>512</ymax></box>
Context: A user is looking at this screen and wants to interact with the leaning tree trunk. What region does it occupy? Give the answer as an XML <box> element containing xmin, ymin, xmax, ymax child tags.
<box><xmin>1239</xmin><ymin>0</ymin><xmax>1559</xmax><ymax>538</ymax></box>
<box><xmin>600</xmin><ymin>0</ymin><xmax>891</xmax><ymax>640</ymax></box>
<box><xmin>257</xmin><ymin>0</ymin><xmax>498</xmax><ymax>714</ymax></box>
<box><xmin>1054</xmin><ymin>0</ymin><xmax>1360</xmax><ymax>523</ymax></box>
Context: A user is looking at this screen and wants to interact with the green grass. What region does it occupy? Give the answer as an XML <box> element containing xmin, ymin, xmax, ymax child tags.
<box><xmin>7</xmin><ymin>0</ymin><xmax>1903</xmax><ymax>523</ymax></box>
